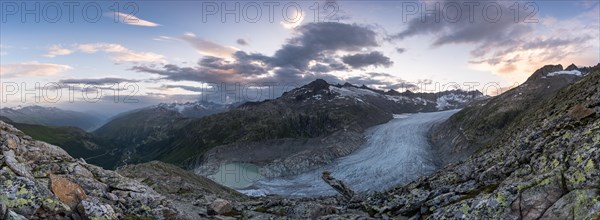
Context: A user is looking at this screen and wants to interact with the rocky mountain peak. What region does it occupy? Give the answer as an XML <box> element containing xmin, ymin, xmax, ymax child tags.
<box><xmin>304</xmin><ymin>79</ymin><xmax>330</xmax><ymax>91</ymax></box>
<box><xmin>565</xmin><ymin>63</ymin><xmax>579</xmax><ymax>71</ymax></box>
<box><xmin>527</xmin><ymin>64</ymin><xmax>564</xmax><ymax>81</ymax></box>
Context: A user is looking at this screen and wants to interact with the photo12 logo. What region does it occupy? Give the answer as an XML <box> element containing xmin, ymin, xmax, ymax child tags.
<box><xmin>0</xmin><ymin>82</ymin><xmax>140</xmax><ymax>104</ymax></box>
<box><xmin>399</xmin><ymin>1</ymin><xmax>539</xmax><ymax>23</ymax></box>
<box><xmin>200</xmin><ymin>1</ymin><xmax>340</xmax><ymax>23</ymax></box>
<box><xmin>0</xmin><ymin>1</ymin><xmax>341</xmax><ymax>24</ymax></box>
<box><xmin>1</xmin><ymin>1</ymin><xmax>144</xmax><ymax>23</ymax></box>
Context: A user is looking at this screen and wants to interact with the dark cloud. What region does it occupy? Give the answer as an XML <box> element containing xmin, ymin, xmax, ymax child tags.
<box><xmin>342</xmin><ymin>51</ymin><xmax>393</xmax><ymax>68</ymax></box>
<box><xmin>395</xmin><ymin>48</ymin><xmax>406</xmax><ymax>54</ymax></box>
<box><xmin>309</xmin><ymin>61</ymin><xmax>349</xmax><ymax>73</ymax></box>
<box><xmin>366</xmin><ymin>72</ymin><xmax>394</xmax><ymax>78</ymax></box>
<box><xmin>131</xmin><ymin>65</ymin><xmax>223</xmax><ymax>82</ymax></box>
<box><xmin>132</xmin><ymin>22</ymin><xmax>411</xmax><ymax>96</ymax></box>
<box><xmin>198</xmin><ymin>55</ymin><xmax>267</xmax><ymax>75</ymax></box>
<box><xmin>272</xmin><ymin>22</ymin><xmax>379</xmax><ymax>70</ymax></box>
<box><xmin>387</xmin><ymin>0</ymin><xmax>596</xmax><ymax>71</ymax></box>
<box><xmin>344</xmin><ymin>76</ymin><xmax>388</xmax><ymax>86</ymax></box>
<box><xmin>389</xmin><ymin>1</ymin><xmax>533</xmax><ymax>57</ymax></box>
<box><xmin>59</xmin><ymin>77</ymin><xmax>139</xmax><ymax>85</ymax></box>
<box><xmin>236</xmin><ymin>38</ymin><xmax>248</xmax><ymax>46</ymax></box>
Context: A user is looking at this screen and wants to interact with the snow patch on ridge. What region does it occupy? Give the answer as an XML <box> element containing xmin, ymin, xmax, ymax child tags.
<box><xmin>436</xmin><ymin>94</ymin><xmax>468</xmax><ymax>110</ymax></box>
<box><xmin>329</xmin><ymin>86</ymin><xmax>380</xmax><ymax>97</ymax></box>
<box><xmin>547</xmin><ymin>70</ymin><xmax>582</xmax><ymax>77</ymax></box>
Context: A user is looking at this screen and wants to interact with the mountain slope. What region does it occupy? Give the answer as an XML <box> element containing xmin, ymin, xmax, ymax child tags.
<box><xmin>130</xmin><ymin>80</ymin><xmax>481</xmax><ymax>177</ymax></box>
<box><xmin>0</xmin><ymin>121</ymin><xmax>186</xmax><ymax>219</ymax></box>
<box><xmin>164</xmin><ymin>80</ymin><xmax>479</xmax><ymax>163</ymax></box>
<box><xmin>358</xmin><ymin>65</ymin><xmax>600</xmax><ymax>219</ymax></box>
<box><xmin>0</xmin><ymin>105</ymin><xmax>103</xmax><ymax>131</ymax></box>
<box><xmin>93</xmin><ymin>101</ymin><xmax>235</xmax><ymax>159</ymax></box>
<box><xmin>1</xmin><ymin>120</ymin><xmax>120</xmax><ymax>169</ymax></box>
<box><xmin>431</xmin><ymin>64</ymin><xmax>595</xmax><ymax>165</ymax></box>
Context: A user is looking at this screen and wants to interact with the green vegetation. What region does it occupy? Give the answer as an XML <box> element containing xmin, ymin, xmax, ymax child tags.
<box><xmin>6</xmin><ymin>121</ymin><xmax>120</xmax><ymax>169</ymax></box>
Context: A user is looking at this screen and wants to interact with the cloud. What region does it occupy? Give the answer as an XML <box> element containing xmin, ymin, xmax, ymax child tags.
<box><xmin>153</xmin><ymin>36</ymin><xmax>176</xmax><ymax>41</ymax></box>
<box><xmin>45</xmin><ymin>43</ymin><xmax>165</xmax><ymax>63</ymax></box>
<box><xmin>343</xmin><ymin>72</ymin><xmax>419</xmax><ymax>91</ymax></box>
<box><xmin>390</xmin><ymin>1</ymin><xmax>534</xmax><ymax>54</ymax></box>
<box><xmin>272</xmin><ymin>22</ymin><xmax>379</xmax><ymax>70</ymax></box>
<box><xmin>390</xmin><ymin>0</ymin><xmax>599</xmax><ymax>82</ymax></box>
<box><xmin>236</xmin><ymin>39</ymin><xmax>248</xmax><ymax>46</ymax></box>
<box><xmin>341</xmin><ymin>51</ymin><xmax>393</xmax><ymax>68</ymax></box>
<box><xmin>159</xmin><ymin>84</ymin><xmax>204</xmax><ymax>93</ymax></box>
<box><xmin>180</xmin><ymin>33</ymin><xmax>238</xmax><ymax>58</ymax></box>
<box><xmin>44</xmin><ymin>45</ymin><xmax>73</xmax><ymax>57</ymax></box>
<box><xmin>58</xmin><ymin>77</ymin><xmax>139</xmax><ymax>85</ymax></box>
<box><xmin>395</xmin><ymin>48</ymin><xmax>406</xmax><ymax>54</ymax></box>
<box><xmin>0</xmin><ymin>62</ymin><xmax>72</xmax><ymax>78</ymax></box>
<box><xmin>131</xmin><ymin>22</ymin><xmax>404</xmax><ymax>92</ymax></box>
<box><xmin>114</xmin><ymin>12</ymin><xmax>160</xmax><ymax>27</ymax></box>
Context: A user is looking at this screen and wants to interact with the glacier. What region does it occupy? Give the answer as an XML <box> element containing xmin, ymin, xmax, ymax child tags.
<box><xmin>239</xmin><ymin>109</ymin><xmax>459</xmax><ymax>197</ymax></box>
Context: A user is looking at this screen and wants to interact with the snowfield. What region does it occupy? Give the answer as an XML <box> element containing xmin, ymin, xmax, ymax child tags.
<box><xmin>239</xmin><ymin>109</ymin><xmax>459</xmax><ymax>197</ymax></box>
<box><xmin>547</xmin><ymin>70</ymin><xmax>582</xmax><ymax>77</ymax></box>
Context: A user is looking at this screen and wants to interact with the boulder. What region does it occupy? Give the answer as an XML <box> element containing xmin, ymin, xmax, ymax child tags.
<box><xmin>3</xmin><ymin>150</ymin><xmax>33</xmax><ymax>179</ymax></box>
<box><xmin>5</xmin><ymin>210</ymin><xmax>27</xmax><ymax>220</ymax></box>
<box><xmin>49</xmin><ymin>174</ymin><xmax>88</xmax><ymax>207</ymax></box>
<box><xmin>76</xmin><ymin>197</ymin><xmax>117</xmax><ymax>220</ymax></box>
<box><xmin>208</xmin><ymin>198</ymin><xmax>233</xmax><ymax>215</ymax></box>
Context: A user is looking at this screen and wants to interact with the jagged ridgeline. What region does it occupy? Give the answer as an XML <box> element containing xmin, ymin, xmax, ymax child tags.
<box><xmin>94</xmin><ymin>80</ymin><xmax>480</xmax><ymax>168</ymax></box>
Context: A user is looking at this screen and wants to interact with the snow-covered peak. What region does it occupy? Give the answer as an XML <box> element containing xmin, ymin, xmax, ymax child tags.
<box><xmin>329</xmin><ymin>86</ymin><xmax>380</xmax><ymax>97</ymax></box>
<box><xmin>547</xmin><ymin>70</ymin><xmax>582</xmax><ymax>77</ymax></box>
<box><xmin>158</xmin><ymin>102</ymin><xmax>210</xmax><ymax>113</ymax></box>
<box><xmin>436</xmin><ymin>93</ymin><xmax>470</xmax><ymax>110</ymax></box>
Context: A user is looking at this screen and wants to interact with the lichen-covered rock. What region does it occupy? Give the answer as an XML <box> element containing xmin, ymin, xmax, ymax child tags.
<box><xmin>76</xmin><ymin>197</ymin><xmax>117</xmax><ymax>220</ymax></box>
<box><xmin>540</xmin><ymin>189</ymin><xmax>600</xmax><ymax>219</ymax></box>
<box><xmin>0</xmin><ymin>121</ymin><xmax>184</xmax><ymax>219</ymax></box>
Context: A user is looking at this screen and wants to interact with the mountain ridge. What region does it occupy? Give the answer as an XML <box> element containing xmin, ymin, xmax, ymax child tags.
<box><xmin>0</xmin><ymin>105</ymin><xmax>104</xmax><ymax>131</ymax></box>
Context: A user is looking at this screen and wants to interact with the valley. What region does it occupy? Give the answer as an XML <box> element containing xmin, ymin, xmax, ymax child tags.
<box><xmin>238</xmin><ymin>110</ymin><xmax>458</xmax><ymax>197</ymax></box>
<box><xmin>2</xmin><ymin>2</ymin><xmax>599</xmax><ymax>218</ymax></box>
<box><xmin>1</xmin><ymin>64</ymin><xmax>598</xmax><ymax>219</ymax></box>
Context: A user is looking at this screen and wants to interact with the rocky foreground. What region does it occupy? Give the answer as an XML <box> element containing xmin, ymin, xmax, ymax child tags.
<box><xmin>1</xmin><ymin>70</ymin><xmax>599</xmax><ymax>219</ymax></box>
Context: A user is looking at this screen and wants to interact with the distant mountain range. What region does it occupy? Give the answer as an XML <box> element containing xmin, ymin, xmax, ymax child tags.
<box><xmin>99</xmin><ymin>79</ymin><xmax>483</xmax><ymax>177</ymax></box>
<box><xmin>2</xmin><ymin>80</ymin><xmax>482</xmax><ymax>171</ymax></box>
<box><xmin>0</xmin><ymin>105</ymin><xmax>104</xmax><ymax>131</ymax></box>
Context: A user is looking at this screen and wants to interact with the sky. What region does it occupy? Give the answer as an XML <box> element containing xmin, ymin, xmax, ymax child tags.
<box><xmin>1</xmin><ymin>0</ymin><xmax>599</xmax><ymax>116</ymax></box>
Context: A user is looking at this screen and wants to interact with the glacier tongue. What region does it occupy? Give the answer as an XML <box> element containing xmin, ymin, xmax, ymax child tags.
<box><xmin>240</xmin><ymin>110</ymin><xmax>459</xmax><ymax>197</ymax></box>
